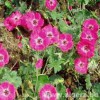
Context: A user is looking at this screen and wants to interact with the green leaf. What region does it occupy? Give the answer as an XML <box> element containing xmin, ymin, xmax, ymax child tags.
<box><xmin>58</xmin><ymin>19</ymin><xmax>68</xmax><ymax>33</ymax></box>
<box><xmin>68</xmin><ymin>0</ymin><xmax>74</xmax><ymax>5</ymax></box>
<box><xmin>18</xmin><ymin>2</ymin><xmax>27</xmax><ymax>13</ymax></box>
<box><xmin>73</xmin><ymin>86</ymin><xmax>86</xmax><ymax>99</ymax></box>
<box><xmin>56</xmin><ymin>83</ymin><xmax>66</xmax><ymax>99</ymax></box>
<box><xmin>5</xmin><ymin>1</ymin><xmax>12</xmax><ymax>9</ymax></box>
<box><xmin>0</xmin><ymin>70</ymin><xmax>22</xmax><ymax>88</ymax></box>
<box><xmin>88</xmin><ymin>59</ymin><xmax>98</xmax><ymax>70</ymax></box>
<box><xmin>92</xmin><ymin>83</ymin><xmax>100</xmax><ymax>94</ymax></box>
<box><xmin>48</xmin><ymin>59</ymin><xmax>64</xmax><ymax>73</ymax></box>
<box><xmin>84</xmin><ymin>0</ymin><xmax>90</xmax><ymax>5</ymax></box>
<box><xmin>85</xmin><ymin>74</ymin><xmax>92</xmax><ymax>90</ymax></box>
<box><xmin>49</xmin><ymin>74</ymin><xmax>64</xmax><ymax>85</ymax></box>
<box><xmin>34</xmin><ymin>75</ymin><xmax>50</xmax><ymax>92</ymax></box>
<box><xmin>38</xmin><ymin>75</ymin><xmax>49</xmax><ymax>84</ymax></box>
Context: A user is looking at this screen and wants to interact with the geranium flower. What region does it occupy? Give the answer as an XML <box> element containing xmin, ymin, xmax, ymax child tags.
<box><xmin>76</xmin><ymin>41</ymin><xmax>95</xmax><ymax>58</ymax></box>
<box><xmin>0</xmin><ymin>81</ymin><xmax>16</xmax><ymax>100</ymax></box>
<box><xmin>57</xmin><ymin>34</ymin><xmax>73</xmax><ymax>52</ymax></box>
<box><xmin>29</xmin><ymin>29</ymin><xmax>49</xmax><ymax>51</ymax></box>
<box><xmin>9</xmin><ymin>10</ymin><xmax>22</xmax><ymax>26</ymax></box>
<box><xmin>4</xmin><ymin>17</ymin><xmax>15</xmax><ymax>31</ymax></box>
<box><xmin>21</xmin><ymin>11</ymin><xmax>44</xmax><ymax>31</ymax></box>
<box><xmin>74</xmin><ymin>57</ymin><xmax>88</xmax><ymax>74</ymax></box>
<box><xmin>80</xmin><ymin>30</ymin><xmax>98</xmax><ymax>45</ymax></box>
<box><xmin>42</xmin><ymin>24</ymin><xmax>59</xmax><ymax>45</ymax></box>
<box><xmin>39</xmin><ymin>84</ymin><xmax>57</xmax><ymax>100</ymax></box>
<box><xmin>82</xmin><ymin>18</ymin><xmax>99</xmax><ymax>32</ymax></box>
<box><xmin>4</xmin><ymin>11</ymin><xmax>22</xmax><ymax>31</ymax></box>
<box><xmin>45</xmin><ymin>0</ymin><xmax>57</xmax><ymax>11</ymax></box>
<box><xmin>0</xmin><ymin>46</ymin><xmax>9</xmax><ymax>68</ymax></box>
<box><xmin>35</xmin><ymin>59</ymin><xmax>43</xmax><ymax>69</ymax></box>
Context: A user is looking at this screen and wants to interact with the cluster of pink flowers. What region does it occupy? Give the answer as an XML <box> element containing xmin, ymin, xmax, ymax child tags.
<box><xmin>29</xmin><ymin>24</ymin><xmax>73</xmax><ymax>52</ymax></box>
<box><xmin>4</xmin><ymin>10</ymin><xmax>74</xmax><ymax>52</ymax></box>
<box><xmin>74</xmin><ymin>18</ymin><xmax>99</xmax><ymax>74</ymax></box>
<box><xmin>0</xmin><ymin>43</ymin><xmax>9</xmax><ymax>68</ymax></box>
<box><xmin>31</xmin><ymin>28</ymin><xmax>73</xmax><ymax>52</ymax></box>
<box><xmin>0</xmin><ymin>81</ymin><xmax>16</xmax><ymax>100</ymax></box>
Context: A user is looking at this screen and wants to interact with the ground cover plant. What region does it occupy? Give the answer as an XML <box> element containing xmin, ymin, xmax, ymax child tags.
<box><xmin>0</xmin><ymin>0</ymin><xmax>100</xmax><ymax>100</ymax></box>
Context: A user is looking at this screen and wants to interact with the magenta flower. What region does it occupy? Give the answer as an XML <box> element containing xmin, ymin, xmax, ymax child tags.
<box><xmin>4</xmin><ymin>11</ymin><xmax>22</xmax><ymax>31</ymax></box>
<box><xmin>45</xmin><ymin>0</ymin><xmax>57</xmax><ymax>11</ymax></box>
<box><xmin>9</xmin><ymin>11</ymin><xmax>22</xmax><ymax>26</ymax></box>
<box><xmin>76</xmin><ymin>41</ymin><xmax>95</xmax><ymax>58</ymax></box>
<box><xmin>0</xmin><ymin>46</ymin><xmax>9</xmax><ymax>68</ymax></box>
<box><xmin>39</xmin><ymin>84</ymin><xmax>57</xmax><ymax>100</ymax></box>
<box><xmin>29</xmin><ymin>30</ymin><xmax>49</xmax><ymax>51</ymax></box>
<box><xmin>35</xmin><ymin>59</ymin><xmax>43</xmax><ymax>69</ymax></box>
<box><xmin>0</xmin><ymin>81</ymin><xmax>16</xmax><ymax>100</ymax></box>
<box><xmin>74</xmin><ymin>57</ymin><xmax>88</xmax><ymax>74</ymax></box>
<box><xmin>66</xmin><ymin>88</ymin><xmax>71</xmax><ymax>97</ymax></box>
<box><xmin>57</xmin><ymin>34</ymin><xmax>73</xmax><ymax>52</ymax></box>
<box><xmin>82</xmin><ymin>18</ymin><xmax>99</xmax><ymax>32</ymax></box>
<box><xmin>80</xmin><ymin>30</ymin><xmax>98</xmax><ymax>45</ymax></box>
<box><xmin>42</xmin><ymin>24</ymin><xmax>59</xmax><ymax>45</ymax></box>
<box><xmin>21</xmin><ymin>11</ymin><xmax>44</xmax><ymax>31</ymax></box>
<box><xmin>4</xmin><ymin>17</ymin><xmax>15</xmax><ymax>31</ymax></box>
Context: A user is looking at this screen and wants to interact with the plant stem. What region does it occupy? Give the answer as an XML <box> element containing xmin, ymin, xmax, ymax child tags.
<box><xmin>35</xmin><ymin>69</ymin><xmax>39</xmax><ymax>92</ymax></box>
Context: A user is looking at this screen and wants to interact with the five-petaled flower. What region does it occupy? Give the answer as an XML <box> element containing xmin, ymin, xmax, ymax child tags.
<box><xmin>45</xmin><ymin>0</ymin><xmax>58</xmax><ymax>11</ymax></box>
<box><xmin>0</xmin><ymin>44</ymin><xmax>9</xmax><ymax>68</ymax></box>
<box><xmin>57</xmin><ymin>34</ymin><xmax>73</xmax><ymax>52</ymax></box>
<box><xmin>39</xmin><ymin>84</ymin><xmax>57</xmax><ymax>100</ymax></box>
<box><xmin>0</xmin><ymin>81</ymin><xmax>16</xmax><ymax>100</ymax></box>
<box><xmin>74</xmin><ymin>57</ymin><xmax>88</xmax><ymax>74</ymax></box>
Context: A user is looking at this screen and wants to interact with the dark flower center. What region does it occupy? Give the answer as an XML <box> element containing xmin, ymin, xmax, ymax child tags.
<box><xmin>63</xmin><ymin>40</ymin><xmax>67</xmax><ymax>45</ymax></box>
<box><xmin>50</xmin><ymin>1</ymin><xmax>53</xmax><ymax>5</ymax></box>
<box><xmin>33</xmin><ymin>20</ymin><xmax>37</xmax><ymax>25</ymax></box>
<box><xmin>46</xmin><ymin>91</ymin><xmax>51</xmax><ymax>97</ymax></box>
<box><xmin>88</xmin><ymin>25</ymin><xmax>93</xmax><ymax>30</ymax></box>
<box><xmin>37</xmin><ymin>39</ymin><xmax>43</xmax><ymax>44</ymax></box>
<box><xmin>87</xmin><ymin>35</ymin><xmax>91</xmax><ymax>39</ymax></box>
<box><xmin>15</xmin><ymin>17</ymin><xmax>18</xmax><ymax>20</ymax></box>
<box><xmin>87</xmin><ymin>35</ymin><xmax>92</xmax><ymax>40</ymax></box>
<box><xmin>80</xmin><ymin>63</ymin><xmax>84</xmax><ymax>67</ymax></box>
<box><xmin>0</xmin><ymin>55</ymin><xmax>3</xmax><ymax>61</ymax></box>
<box><xmin>47</xmin><ymin>33</ymin><xmax>53</xmax><ymax>38</ymax></box>
<box><xmin>84</xmin><ymin>46</ymin><xmax>89</xmax><ymax>51</ymax></box>
<box><xmin>4</xmin><ymin>90</ymin><xmax>9</xmax><ymax>96</ymax></box>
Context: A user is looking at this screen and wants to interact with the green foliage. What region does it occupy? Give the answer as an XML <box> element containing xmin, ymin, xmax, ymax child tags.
<box><xmin>17</xmin><ymin>2</ymin><xmax>27</xmax><ymax>13</ymax></box>
<box><xmin>89</xmin><ymin>84</ymin><xmax>100</xmax><ymax>100</ymax></box>
<box><xmin>38</xmin><ymin>75</ymin><xmax>49</xmax><ymax>85</ymax></box>
<box><xmin>49</xmin><ymin>74</ymin><xmax>64</xmax><ymax>85</ymax></box>
<box><xmin>1</xmin><ymin>0</ymin><xmax>100</xmax><ymax>99</ymax></box>
<box><xmin>58</xmin><ymin>19</ymin><xmax>68</xmax><ymax>33</ymax></box>
<box><xmin>73</xmin><ymin>86</ymin><xmax>86</xmax><ymax>99</ymax></box>
<box><xmin>0</xmin><ymin>67</ymin><xmax>22</xmax><ymax>88</ymax></box>
<box><xmin>57</xmin><ymin>83</ymin><xmax>66</xmax><ymax>99</ymax></box>
<box><xmin>85</xmin><ymin>74</ymin><xmax>92</xmax><ymax>90</ymax></box>
<box><xmin>5</xmin><ymin>1</ymin><xmax>12</xmax><ymax>9</ymax></box>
